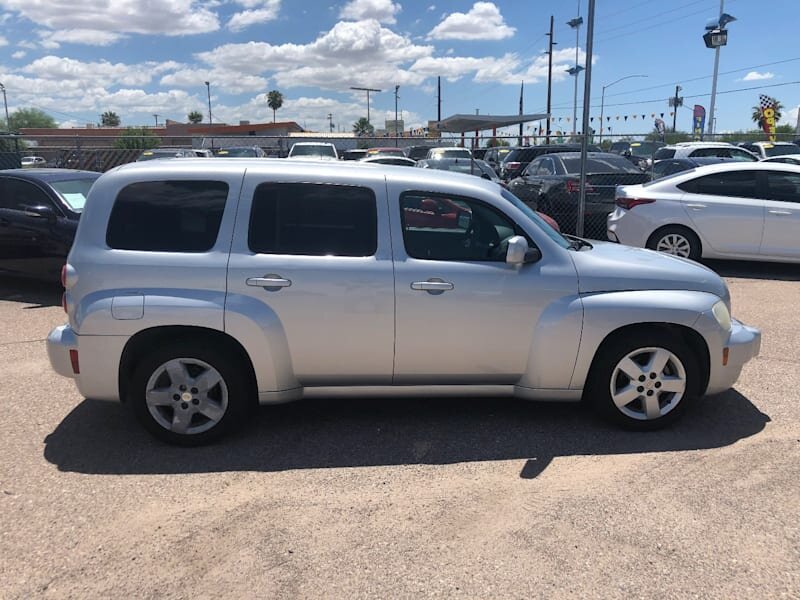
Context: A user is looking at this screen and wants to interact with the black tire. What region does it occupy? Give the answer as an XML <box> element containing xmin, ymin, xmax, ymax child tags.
<box><xmin>646</xmin><ymin>226</ymin><xmax>702</xmax><ymax>261</ymax></box>
<box><xmin>584</xmin><ymin>329</ymin><xmax>701</xmax><ymax>431</ymax></box>
<box><xmin>128</xmin><ymin>340</ymin><xmax>252</xmax><ymax>445</ymax></box>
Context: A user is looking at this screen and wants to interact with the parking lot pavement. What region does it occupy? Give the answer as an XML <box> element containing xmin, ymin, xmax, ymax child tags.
<box><xmin>0</xmin><ymin>263</ymin><xmax>798</xmax><ymax>599</ymax></box>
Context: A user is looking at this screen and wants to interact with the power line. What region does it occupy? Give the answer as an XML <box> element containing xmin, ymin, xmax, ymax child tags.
<box><xmin>598</xmin><ymin>0</ymin><xmax>710</xmax><ymax>36</ymax></box>
<box><xmin>597</xmin><ymin>4</ymin><xmax>721</xmax><ymax>43</ymax></box>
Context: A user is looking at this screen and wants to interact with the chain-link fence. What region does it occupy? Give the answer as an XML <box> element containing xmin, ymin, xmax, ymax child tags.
<box><xmin>6</xmin><ymin>130</ymin><xmax>797</xmax><ymax>241</ymax></box>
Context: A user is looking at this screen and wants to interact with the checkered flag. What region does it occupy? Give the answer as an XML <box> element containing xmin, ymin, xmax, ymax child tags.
<box><xmin>759</xmin><ymin>94</ymin><xmax>776</xmax><ymax>113</ymax></box>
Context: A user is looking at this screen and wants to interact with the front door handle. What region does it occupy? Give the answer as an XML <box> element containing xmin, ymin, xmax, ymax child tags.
<box><xmin>768</xmin><ymin>209</ymin><xmax>792</xmax><ymax>215</ymax></box>
<box><xmin>686</xmin><ymin>203</ymin><xmax>706</xmax><ymax>209</ymax></box>
<box><xmin>246</xmin><ymin>275</ymin><xmax>292</xmax><ymax>290</ymax></box>
<box><xmin>411</xmin><ymin>279</ymin><xmax>454</xmax><ymax>295</ymax></box>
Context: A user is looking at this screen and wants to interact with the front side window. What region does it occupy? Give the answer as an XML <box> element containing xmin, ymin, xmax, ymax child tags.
<box><xmin>248</xmin><ymin>183</ymin><xmax>377</xmax><ymax>256</ymax></box>
<box><xmin>106</xmin><ymin>180</ymin><xmax>228</xmax><ymax>252</ymax></box>
<box><xmin>400</xmin><ymin>192</ymin><xmax>520</xmax><ymax>261</ymax></box>
<box><xmin>0</xmin><ymin>178</ymin><xmax>53</xmax><ymax>210</ymax></box>
<box><xmin>678</xmin><ymin>171</ymin><xmax>760</xmax><ymax>199</ymax></box>
<box><xmin>764</xmin><ymin>171</ymin><xmax>800</xmax><ymax>204</ymax></box>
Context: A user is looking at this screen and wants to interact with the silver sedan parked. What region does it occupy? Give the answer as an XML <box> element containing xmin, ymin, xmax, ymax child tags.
<box><xmin>608</xmin><ymin>161</ymin><xmax>800</xmax><ymax>262</ymax></box>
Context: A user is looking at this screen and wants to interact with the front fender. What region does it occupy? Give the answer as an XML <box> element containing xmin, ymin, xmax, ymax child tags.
<box><xmin>569</xmin><ymin>289</ymin><xmax>721</xmax><ymax>389</ymax></box>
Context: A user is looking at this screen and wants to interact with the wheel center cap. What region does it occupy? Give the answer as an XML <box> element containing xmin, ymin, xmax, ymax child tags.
<box><xmin>181</xmin><ymin>392</ymin><xmax>193</xmax><ymax>402</ymax></box>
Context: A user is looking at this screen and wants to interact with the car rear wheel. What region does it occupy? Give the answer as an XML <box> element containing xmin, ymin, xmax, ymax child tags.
<box><xmin>129</xmin><ymin>341</ymin><xmax>251</xmax><ymax>445</ymax></box>
<box><xmin>586</xmin><ymin>330</ymin><xmax>700</xmax><ymax>430</ymax></box>
<box><xmin>647</xmin><ymin>226</ymin><xmax>701</xmax><ymax>261</ymax></box>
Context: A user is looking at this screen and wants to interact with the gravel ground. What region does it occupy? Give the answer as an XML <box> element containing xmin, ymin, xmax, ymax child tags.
<box><xmin>0</xmin><ymin>261</ymin><xmax>798</xmax><ymax>599</ymax></box>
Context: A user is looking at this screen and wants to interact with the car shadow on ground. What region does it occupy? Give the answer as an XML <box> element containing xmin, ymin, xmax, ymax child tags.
<box><xmin>44</xmin><ymin>390</ymin><xmax>768</xmax><ymax>479</ymax></box>
<box><xmin>703</xmin><ymin>259</ymin><xmax>800</xmax><ymax>281</ymax></box>
<box><xmin>0</xmin><ymin>277</ymin><xmax>62</xmax><ymax>308</ymax></box>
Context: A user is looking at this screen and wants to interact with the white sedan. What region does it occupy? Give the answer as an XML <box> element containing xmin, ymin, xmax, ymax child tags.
<box><xmin>607</xmin><ymin>162</ymin><xmax>800</xmax><ymax>263</ymax></box>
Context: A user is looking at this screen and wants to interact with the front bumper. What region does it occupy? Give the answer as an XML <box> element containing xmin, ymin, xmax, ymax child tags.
<box><xmin>705</xmin><ymin>318</ymin><xmax>761</xmax><ymax>395</ymax></box>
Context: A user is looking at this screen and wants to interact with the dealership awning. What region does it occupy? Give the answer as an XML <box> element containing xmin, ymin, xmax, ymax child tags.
<box><xmin>435</xmin><ymin>113</ymin><xmax>549</xmax><ymax>133</ymax></box>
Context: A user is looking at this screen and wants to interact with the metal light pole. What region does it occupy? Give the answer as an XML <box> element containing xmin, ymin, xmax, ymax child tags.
<box><xmin>599</xmin><ymin>74</ymin><xmax>648</xmax><ymax>144</ymax></box>
<box><xmin>0</xmin><ymin>83</ymin><xmax>9</xmax><ymax>130</ymax></box>
<box><xmin>567</xmin><ymin>3</ymin><xmax>583</xmax><ymax>138</ymax></box>
<box><xmin>545</xmin><ymin>15</ymin><xmax>555</xmax><ymax>143</ymax></box>
<box><xmin>204</xmin><ymin>81</ymin><xmax>213</xmax><ymax>124</ymax></box>
<box><xmin>705</xmin><ymin>1</ymin><xmax>735</xmax><ymax>138</ymax></box>
<box><xmin>394</xmin><ymin>85</ymin><xmax>400</xmax><ymax>146</ymax></box>
<box><xmin>350</xmin><ymin>86</ymin><xmax>382</xmax><ymax>124</ymax></box>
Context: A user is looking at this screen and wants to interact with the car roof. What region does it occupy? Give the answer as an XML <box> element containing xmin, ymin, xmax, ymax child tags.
<box><xmin>762</xmin><ymin>153</ymin><xmax>800</xmax><ymax>160</ymax></box>
<box><xmin>0</xmin><ymin>168</ymin><xmax>101</xmax><ymax>182</ymax></box>
<box><xmin>671</xmin><ymin>141</ymin><xmax>734</xmax><ymax>147</ymax></box>
<box><xmin>111</xmin><ymin>157</ymin><xmax>503</xmax><ymax>192</ymax></box>
<box><xmin>649</xmin><ymin>160</ymin><xmax>800</xmax><ymax>181</ymax></box>
<box><xmin>291</xmin><ymin>141</ymin><xmax>334</xmax><ymax>145</ymax></box>
<box><xmin>534</xmin><ymin>151</ymin><xmax>621</xmax><ymax>160</ymax></box>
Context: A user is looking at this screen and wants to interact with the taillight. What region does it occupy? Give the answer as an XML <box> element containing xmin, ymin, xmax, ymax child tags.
<box><xmin>615</xmin><ymin>197</ymin><xmax>656</xmax><ymax>210</ymax></box>
<box><xmin>61</xmin><ymin>264</ymin><xmax>67</xmax><ymax>288</ymax></box>
<box><xmin>505</xmin><ymin>161</ymin><xmax>521</xmax><ymax>171</ymax></box>
<box><xmin>565</xmin><ymin>180</ymin><xmax>595</xmax><ymax>194</ymax></box>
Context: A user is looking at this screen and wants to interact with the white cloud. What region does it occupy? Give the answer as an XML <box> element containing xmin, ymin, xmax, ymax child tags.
<box><xmin>37</xmin><ymin>28</ymin><xmax>126</xmax><ymax>47</ymax></box>
<box><xmin>197</xmin><ymin>19</ymin><xmax>432</xmax><ymax>91</ymax></box>
<box><xmin>340</xmin><ymin>0</ymin><xmax>402</xmax><ymax>24</ymax></box>
<box><xmin>742</xmin><ymin>71</ymin><xmax>774</xmax><ymax>81</ymax></box>
<box><xmin>428</xmin><ymin>2</ymin><xmax>515</xmax><ymax>41</ymax></box>
<box><xmin>12</xmin><ymin>50</ymin><xmax>26</xmax><ymax>59</ymax></box>
<box><xmin>227</xmin><ymin>0</ymin><xmax>281</xmax><ymax>31</ymax></box>
<box><xmin>0</xmin><ymin>0</ymin><xmax>220</xmax><ymax>42</ymax></box>
<box><xmin>0</xmin><ymin>35</ymin><xmax>7</xmax><ymax>46</ymax></box>
<box><xmin>160</xmin><ymin>68</ymin><xmax>268</xmax><ymax>94</ymax></box>
<box><xmin>22</xmin><ymin>55</ymin><xmax>181</xmax><ymax>88</ymax></box>
<box><xmin>780</xmin><ymin>104</ymin><xmax>799</xmax><ymax>128</ymax></box>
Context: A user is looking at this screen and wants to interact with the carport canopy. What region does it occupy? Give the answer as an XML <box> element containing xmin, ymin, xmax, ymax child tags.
<box><xmin>436</xmin><ymin>113</ymin><xmax>549</xmax><ymax>133</ymax></box>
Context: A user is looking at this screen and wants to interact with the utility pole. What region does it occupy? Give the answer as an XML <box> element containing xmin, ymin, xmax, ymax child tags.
<box><xmin>394</xmin><ymin>85</ymin><xmax>400</xmax><ymax>146</ymax></box>
<box><xmin>671</xmin><ymin>86</ymin><xmax>683</xmax><ymax>131</ymax></box>
<box><xmin>350</xmin><ymin>86</ymin><xmax>381</xmax><ymax>124</ymax></box>
<box><xmin>518</xmin><ymin>81</ymin><xmax>524</xmax><ymax>146</ymax></box>
<box><xmin>153</xmin><ymin>114</ymin><xmax>159</xmax><ymax>128</ymax></box>
<box><xmin>437</xmin><ymin>76</ymin><xmax>441</xmax><ymax>123</ymax></box>
<box><xmin>204</xmin><ymin>81</ymin><xmax>213</xmax><ymax>124</ymax></box>
<box><xmin>327</xmin><ymin>113</ymin><xmax>334</xmax><ymax>132</ymax></box>
<box><xmin>0</xmin><ymin>83</ymin><xmax>9</xmax><ymax>130</ymax></box>
<box><xmin>545</xmin><ymin>15</ymin><xmax>555</xmax><ymax>144</ymax></box>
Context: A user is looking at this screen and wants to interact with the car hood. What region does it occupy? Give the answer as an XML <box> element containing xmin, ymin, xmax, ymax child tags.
<box><xmin>570</xmin><ymin>240</ymin><xmax>729</xmax><ymax>305</ymax></box>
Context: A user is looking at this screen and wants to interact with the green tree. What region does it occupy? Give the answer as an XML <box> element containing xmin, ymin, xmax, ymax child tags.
<box><xmin>267</xmin><ymin>90</ymin><xmax>284</xmax><ymax>123</ymax></box>
<box><xmin>113</xmin><ymin>127</ymin><xmax>160</xmax><ymax>150</ymax></box>
<box><xmin>8</xmin><ymin>107</ymin><xmax>57</xmax><ymax>130</ymax></box>
<box><xmin>352</xmin><ymin>117</ymin><xmax>374</xmax><ymax>136</ymax></box>
<box><xmin>751</xmin><ymin>100</ymin><xmax>783</xmax><ymax>129</ymax></box>
<box><xmin>101</xmin><ymin>111</ymin><xmax>121</xmax><ymax>127</ymax></box>
<box><xmin>486</xmin><ymin>137</ymin><xmax>510</xmax><ymax>147</ymax></box>
<box><xmin>187</xmin><ymin>110</ymin><xmax>204</xmax><ymax>124</ymax></box>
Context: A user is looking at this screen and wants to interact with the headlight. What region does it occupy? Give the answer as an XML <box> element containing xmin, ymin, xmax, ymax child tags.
<box><xmin>712</xmin><ymin>300</ymin><xmax>732</xmax><ymax>332</ymax></box>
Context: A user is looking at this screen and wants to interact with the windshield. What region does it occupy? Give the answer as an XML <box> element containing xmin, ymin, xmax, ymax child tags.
<box><xmin>429</xmin><ymin>148</ymin><xmax>471</xmax><ymax>159</ymax></box>
<box><xmin>562</xmin><ymin>156</ymin><xmax>642</xmax><ymax>173</ymax></box>
<box><xmin>137</xmin><ymin>150</ymin><xmax>177</xmax><ymax>161</ymax></box>
<box><xmin>50</xmin><ymin>178</ymin><xmax>98</xmax><ymax>211</ymax></box>
<box><xmin>764</xmin><ymin>144</ymin><xmax>800</xmax><ymax>157</ymax></box>
<box><xmin>642</xmin><ymin>169</ymin><xmax>696</xmax><ymax>187</ymax></box>
<box><xmin>500</xmin><ymin>188</ymin><xmax>571</xmax><ymax>249</ymax></box>
<box><xmin>629</xmin><ymin>142</ymin><xmax>661</xmax><ymax>156</ymax></box>
<box><xmin>291</xmin><ymin>144</ymin><xmax>336</xmax><ymax>157</ymax></box>
<box><xmin>217</xmin><ymin>147</ymin><xmax>257</xmax><ymax>157</ymax></box>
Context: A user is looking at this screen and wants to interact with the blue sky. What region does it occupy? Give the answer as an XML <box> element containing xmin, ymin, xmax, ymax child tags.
<box><xmin>0</xmin><ymin>0</ymin><xmax>798</xmax><ymax>137</ymax></box>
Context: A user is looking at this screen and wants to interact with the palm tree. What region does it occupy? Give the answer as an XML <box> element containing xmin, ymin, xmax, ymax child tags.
<box><xmin>267</xmin><ymin>90</ymin><xmax>284</xmax><ymax>123</ymax></box>
<box><xmin>751</xmin><ymin>100</ymin><xmax>783</xmax><ymax>129</ymax></box>
<box><xmin>187</xmin><ymin>110</ymin><xmax>203</xmax><ymax>124</ymax></box>
<box><xmin>352</xmin><ymin>117</ymin><xmax>374</xmax><ymax>136</ymax></box>
<box><xmin>101</xmin><ymin>111</ymin><xmax>121</xmax><ymax>127</ymax></box>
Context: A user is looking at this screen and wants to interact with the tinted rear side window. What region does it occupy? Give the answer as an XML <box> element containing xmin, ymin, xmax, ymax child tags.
<box><xmin>248</xmin><ymin>183</ymin><xmax>377</xmax><ymax>256</ymax></box>
<box><xmin>678</xmin><ymin>171</ymin><xmax>759</xmax><ymax>198</ymax></box>
<box><xmin>106</xmin><ymin>180</ymin><xmax>228</xmax><ymax>252</ymax></box>
<box><xmin>654</xmin><ymin>148</ymin><xmax>675</xmax><ymax>160</ymax></box>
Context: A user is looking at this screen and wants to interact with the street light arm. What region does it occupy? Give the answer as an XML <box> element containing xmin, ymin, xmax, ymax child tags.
<box><xmin>604</xmin><ymin>74</ymin><xmax>648</xmax><ymax>90</ymax></box>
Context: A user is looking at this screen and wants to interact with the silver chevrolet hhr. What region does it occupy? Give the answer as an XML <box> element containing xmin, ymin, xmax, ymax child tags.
<box><xmin>47</xmin><ymin>159</ymin><xmax>760</xmax><ymax>445</ymax></box>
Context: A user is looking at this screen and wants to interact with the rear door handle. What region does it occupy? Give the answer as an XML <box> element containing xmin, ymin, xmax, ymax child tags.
<box><xmin>768</xmin><ymin>209</ymin><xmax>792</xmax><ymax>215</ymax></box>
<box><xmin>246</xmin><ymin>275</ymin><xmax>292</xmax><ymax>290</ymax></box>
<box><xmin>411</xmin><ymin>280</ymin><xmax>454</xmax><ymax>294</ymax></box>
<box><xmin>686</xmin><ymin>203</ymin><xmax>707</xmax><ymax>209</ymax></box>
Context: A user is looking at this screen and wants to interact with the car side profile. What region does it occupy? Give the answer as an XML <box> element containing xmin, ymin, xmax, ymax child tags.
<box><xmin>47</xmin><ymin>159</ymin><xmax>760</xmax><ymax>445</ymax></box>
<box><xmin>608</xmin><ymin>162</ymin><xmax>800</xmax><ymax>262</ymax></box>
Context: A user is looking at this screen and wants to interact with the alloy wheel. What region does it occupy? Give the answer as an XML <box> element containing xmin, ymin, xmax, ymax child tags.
<box><xmin>609</xmin><ymin>347</ymin><xmax>687</xmax><ymax>421</ymax></box>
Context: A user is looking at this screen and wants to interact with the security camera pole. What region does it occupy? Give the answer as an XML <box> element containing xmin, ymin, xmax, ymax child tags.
<box><xmin>350</xmin><ymin>86</ymin><xmax>382</xmax><ymax>125</ymax></box>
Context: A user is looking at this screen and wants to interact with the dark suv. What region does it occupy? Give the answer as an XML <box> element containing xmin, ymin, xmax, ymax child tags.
<box><xmin>499</xmin><ymin>144</ymin><xmax>599</xmax><ymax>181</ymax></box>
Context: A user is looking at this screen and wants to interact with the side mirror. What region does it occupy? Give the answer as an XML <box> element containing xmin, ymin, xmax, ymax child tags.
<box><xmin>506</xmin><ymin>235</ymin><xmax>541</xmax><ymax>265</ymax></box>
<box><xmin>22</xmin><ymin>205</ymin><xmax>56</xmax><ymax>221</ymax></box>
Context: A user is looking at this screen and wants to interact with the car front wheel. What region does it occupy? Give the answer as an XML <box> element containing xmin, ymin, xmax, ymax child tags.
<box><xmin>586</xmin><ymin>330</ymin><xmax>700</xmax><ymax>430</ymax></box>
